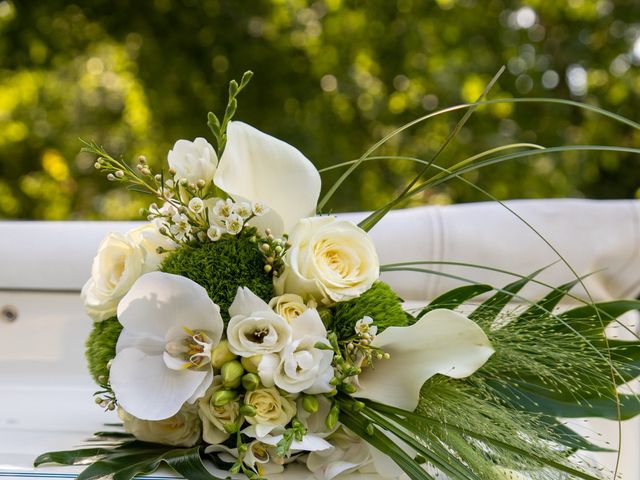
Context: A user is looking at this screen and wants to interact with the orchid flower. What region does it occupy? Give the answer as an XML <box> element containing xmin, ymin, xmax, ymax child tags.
<box><xmin>353</xmin><ymin>308</ymin><xmax>494</xmax><ymax>411</ymax></box>
<box><xmin>109</xmin><ymin>272</ymin><xmax>224</xmax><ymax>421</ymax></box>
<box><xmin>214</xmin><ymin>121</ymin><xmax>321</xmax><ymax>236</ymax></box>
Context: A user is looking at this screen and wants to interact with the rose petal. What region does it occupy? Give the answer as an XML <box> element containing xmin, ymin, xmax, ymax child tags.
<box><xmin>110</xmin><ymin>348</ymin><xmax>211</xmax><ymax>420</ymax></box>
<box><xmin>215</xmin><ymin>121</ymin><xmax>321</xmax><ymax>235</ymax></box>
<box><xmin>353</xmin><ymin>308</ymin><xmax>494</xmax><ymax>411</ymax></box>
<box><xmin>117</xmin><ymin>272</ymin><xmax>223</xmax><ymax>345</ymax></box>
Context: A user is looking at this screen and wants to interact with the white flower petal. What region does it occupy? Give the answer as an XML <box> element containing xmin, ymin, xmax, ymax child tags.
<box><xmin>117</xmin><ymin>272</ymin><xmax>223</xmax><ymax>344</ymax></box>
<box><xmin>215</xmin><ymin>121</ymin><xmax>321</xmax><ymax>235</ymax></box>
<box><xmin>110</xmin><ymin>348</ymin><xmax>211</xmax><ymax>420</ymax></box>
<box><xmin>290</xmin><ymin>309</ymin><xmax>327</xmax><ymax>340</ymax></box>
<box><xmin>258</xmin><ymin>354</ymin><xmax>279</xmax><ymax>388</ymax></box>
<box><xmin>353</xmin><ymin>308</ymin><xmax>494</xmax><ymax>411</ymax></box>
<box><xmin>228</xmin><ymin>286</ymin><xmax>271</xmax><ymax>318</ymax></box>
<box><xmin>115</xmin><ymin>328</ymin><xmax>164</xmax><ymax>356</ymax></box>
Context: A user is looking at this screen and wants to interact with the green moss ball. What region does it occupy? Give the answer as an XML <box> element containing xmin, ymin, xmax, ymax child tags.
<box><xmin>332</xmin><ymin>281</ymin><xmax>409</xmax><ymax>340</ymax></box>
<box><xmin>86</xmin><ymin>317</ymin><xmax>123</xmax><ymax>385</ymax></box>
<box><xmin>160</xmin><ymin>236</ymin><xmax>273</xmax><ymax>323</ymax></box>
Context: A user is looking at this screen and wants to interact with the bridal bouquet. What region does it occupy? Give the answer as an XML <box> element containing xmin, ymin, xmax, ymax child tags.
<box><xmin>36</xmin><ymin>72</ymin><xmax>640</xmax><ymax>480</ymax></box>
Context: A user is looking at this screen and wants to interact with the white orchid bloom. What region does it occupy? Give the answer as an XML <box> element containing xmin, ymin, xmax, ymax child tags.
<box><xmin>214</xmin><ymin>121</ymin><xmax>321</xmax><ymax>235</ymax></box>
<box><xmin>353</xmin><ymin>308</ymin><xmax>494</xmax><ymax>411</ymax></box>
<box><xmin>109</xmin><ymin>272</ymin><xmax>224</xmax><ymax>421</ymax></box>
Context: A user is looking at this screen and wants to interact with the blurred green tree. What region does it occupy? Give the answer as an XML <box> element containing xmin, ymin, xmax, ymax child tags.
<box><xmin>0</xmin><ymin>0</ymin><xmax>639</xmax><ymax>220</ymax></box>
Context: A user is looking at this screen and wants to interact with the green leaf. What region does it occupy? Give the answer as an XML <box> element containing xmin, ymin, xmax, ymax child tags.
<box><xmin>488</xmin><ymin>380</ymin><xmax>640</xmax><ymax>420</ymax></box>
<box><xmin>240</xmin><ymin>70</ymin><xmax>254</xmax><ymax>87</ymax></box>
<box><xmin>516</xmin><ymin>278</ymin><xmax>581</xmax><ymax>323</ymax></box>
<box><xmin>34</xmin><ymin>448</ymin><xmax>110</xmax><ymax>467</ymax></box>
<box><xmin>469</xmin><ymin>268</ymin><xmax>545</xmax><ymax>324</ymax></box>
<box><xmin>557</xmin><ymin>300</ymin><xmax>640</xmax><ymax>336</ymax></box>
<box><xmin>207</xmin><ymin>112</ymin><xmax>221</xmax><ymax>137</ymax></box>
<box><xmin>420</xmin><ymin>284</ymin><xmax>492</xmax><ymax>316</ymax></box>
<box><xmin>228</xmin><ymin>79</ymin><xmax>239</xmax><ymax>97</ymax></box>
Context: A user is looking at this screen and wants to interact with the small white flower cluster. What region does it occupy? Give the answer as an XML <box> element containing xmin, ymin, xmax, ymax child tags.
<box><xmin>147</xmin><ymin>198</ymin><xmax>269</xmax><ymax>244</ymax></box>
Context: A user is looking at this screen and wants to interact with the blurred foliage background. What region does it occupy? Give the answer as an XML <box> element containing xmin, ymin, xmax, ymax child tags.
<box><xmin>0</xmin><ymin>0</ymin><xmax>639</xmax><ymax>220</ymax></box>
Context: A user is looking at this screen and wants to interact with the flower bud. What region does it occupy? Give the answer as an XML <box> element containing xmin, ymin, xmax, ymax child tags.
<box><xmin>239</xmin><ymin>404</ymin><xmax>257</xmax><ymax>417</ymax></box>
<box><xmin>210</xmin><ymin>340</ymin><xmax>237</xmax><ymax>369</ymax></box>
<box><xmin>196</xmin><ymin>179</ymin><xmax>206</xmax><ymax>188</ymax></box>
<box><xmin>221</xmin><ymin>360</ymin><xmax>244</xmax><ymax>389</ymax></box>
<box><xmin>301</xmin><ymin>395</ymin><xmax>319</xmax><ymax>414</ymax></box>
<box><xmin>325</xmin><ymin>403</ymin><xmax>340</xmax><ymax>430</ymax></box>
<box><xmin>212</xmin><ymin>390</ymin><xmax>236</xmax><ymax>407</ymax></box>
<box><xmin>241</xmin><ymin>355</ymin><xmax>262</xmax><ymax>374</ymax></box>
<box><xmin>223</xmin><ymin>422</ymin><xmax>239</xmax><ymax>434</ymax></box>
<box><xmin>242</xmin><ymin>373</ymin><xmax>260</xmax><ymax>391</ymax></box>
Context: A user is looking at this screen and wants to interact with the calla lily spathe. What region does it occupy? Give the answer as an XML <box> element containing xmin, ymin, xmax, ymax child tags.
<box><xmin>214</xmin><ymin>121</ymin><xmax>321</xmax><ymax>235</ymax></box>
<box><xmin>353</xmin><ymin>308</ymin><xmax>494</xmax><ymax>411</ymax></box>
<box><xmin>109</xmin><ymin>272</ymin><xmax>224</xmax><ymax>421</ymax></box>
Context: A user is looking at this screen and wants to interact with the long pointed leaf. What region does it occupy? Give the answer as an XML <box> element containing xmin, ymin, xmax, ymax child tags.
<box><xmin>420</xmin><ymin>284</ymin><xmax>493</xmax><ymax>317</ymax></box>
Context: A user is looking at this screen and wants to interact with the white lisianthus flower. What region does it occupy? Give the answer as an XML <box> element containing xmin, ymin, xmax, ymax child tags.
<box><xmin>214</xmin><ymin>121</ymin><xmax>321</xmax><ymax>236</ymax></box>
<box><xmin>258</xmin><ymin>309</ymin><xmax>334</xmax><ymax>394</ymax></box>
<box><xmin>226</xmin><ymin>287</ymin><xmax>292</xmax><ymax>357</ymax></box>
<box><xmin>353</xmin><ymin>309</ymin><xmax>494</xmax><ymax>411</ymax></box>
<box><xmin>198</xmin><ymin>376</ymin><xmax>240</xmax><ymax>445</ymax></box>
<box><xmin>306</xmin><ymin>427</ymin><xmax>402</xmax><ymax>480</ymax></box>
<box><xmin>268</xmin><ymin>294</ymin><xmax>314</xmax><ymax>323</ymax></box>
<box><xmin>168</xmin><ymin>137</ymin><xmax>218</xmax><ymax>185</ymax></box>
<box><xmin>243</xmin><ymin>387</ymin><xmax>297</xmax><ymax>438</ymax></box>
<box><xmin>274</xmin><ymin>216</ymin><xmax>379</xmax><ymax>304</ymax></box>
<box><xmin>109</xmin><ymin>272</ymin><xmax>224</xmax><ymax>420</ymax></box>
<box><xmin>118</xmin><ymin>404</ymin><xmax>201</xmax><ymax>447</ymax></box>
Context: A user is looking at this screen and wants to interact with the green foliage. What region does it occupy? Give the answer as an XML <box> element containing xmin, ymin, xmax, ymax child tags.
<box><xmin>332</xmin><ymin>281</ymin><xmax>408</xmax><ymax>339</ymax></box>
<box><xmin>160</xmin><ymin>235</ymin><xmax>273</xmax><ymax>322</ymax></box>
<box><xmin>85</xmin><ymin>317</ymin><xmax>123</xmax><ymax>385</ymax></box>
<box><xmin>1</xmin><ymin>1</ymin><xmax>639</xmax><ymax>220</ymax></box>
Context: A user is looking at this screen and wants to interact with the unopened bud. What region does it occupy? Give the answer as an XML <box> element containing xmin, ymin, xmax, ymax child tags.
<box><xmin>340</xmin><ymin>383</ymin><xmax>357</xmax><ymax>394</ymax></box>
<box><xmin>115</xmin><ymin>170</ymin><xmax>125</xmax><ymax>178</ymax></box>
<box><xmin>241</xmin><ymin>355</ymin><xmax>261</xmax><ymax>373</ymax></box>
<box><xmin>141</xmin><ymin>167</ymin><xmax>151</xmax><ymax>176</ymax></box>
<box><xmin>211</xmin><ymin>340</ymin><xmax>237</xmax><ymax>369</ymax></box>
<box><xmin>155</xmin><ymin>174</ymin><xmax>162</xmax><ymax>182</ymax></box>
<box><xmin>325</xmin><ymin>403</ymin><xmax>340</xmax><ymax>430</ymax></box>
<box><xmin>239</xmin><ymin>404</ymin><xmax>257</xmax><ymax>417</ymax></box>
<box><xmin>302</xmin><ymin>395</ymin><xmax>319</xmax><ymax>414</ymax></box>
<box><xmin>196</xmin><ymin>179</ymin><xmax>206</xmax><ymax>188</ymax></box>
<box><xmin>94</xmin><ymin>162</ymin><xmax>101</xmax><ymax>169</ymax></box>
<box><xmin>223</xmin><ymin>422</ymin><xmax>238</xmax><ymax>434</ymax></box>
<box><xmin>264</xmin><ymin>264</ymin><xmax>272</xmax><ymax>273</ymax></box>
<box><xmin>138</xmin><ymin>155</ymin><xmax>147</xmax><ymax>164</ymax></box>
<box><xmin>212</xmin><ymin>390</ymin><xmax>236</xmax><ymax>407</ymax></box>
<box><xmin>169</xmin><ymin>167</ymin><xmax>177</xmax><ymax>175</ymax></box>
<box><xmin>179</xmin><ymin>178</ymin><xmax>188</xmax><ymax>186</ymax></box>
<box><xmin>242</xmin><ymin>372</ymin><xmax>260</xmax><ymax>391</ymax></box>
<box><xmin>106</xmin><ymin>173</ymin><xmax>115</xmax><ymax>181</ymax></box>
<box><xmin>221</xmin><ymin>360</ymin><xmax>244</xmax><ymax>389</ymax></box>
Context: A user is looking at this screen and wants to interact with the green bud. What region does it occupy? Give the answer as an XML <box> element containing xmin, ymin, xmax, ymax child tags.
<box><xmin>329</xmin><ymin>377</ymin><xmax>340</xmax><ymax>386</ymax></box>
<box><xmin>352</xmin><ymin>400</ymin><xmax>365</xmax><ymax>412</ymax></box>
<box><xmin>325</xmin><ymin>403</ymin><xmax>340</xmax><ymax>430</ymax></box>
<box><xmin>240</xmin><ymin>404</ymin><xmax>257</xmax><ymax>417</ymax></box>
<box><xmin>212</xmin><ymin>389</ymin><xmax>236</xmax><ymax>407</ymax></box>
<box><xmin>340</xmin><ymin>383</ymin><xmax>357</xmax><ymax>394</ymax></box>
<box><xmin>313</xmin><ymin>341</ymin><xmax>334</xmax><ymax>351</ymax></box>
<box><xmin>210</xmin><ymin>340</ymin><xmax>237</xmax><ymax>369</ymax></box>
<box><xmin>366</xmin><ymin>423</ymin><xmax>375</xmax><ymax>435</ymax></box>
<box><xmin>241</xmin><ymin>355</ymin><xmax>262</xmax><ymax>373</ymax></box>
<box><xmin>301</xmin><ymin>395</ymin><xmax>319</xmax><ymax>414</ymax></box>
<box><xmin>221</xmin><ymin>360</ymin><xmax>244</xmax><ymax>389</ymax></box>
<box><xmin>242</xmin><ymin>372</ymin><xmax>260</xmax><ymax>391</ymax></box>
<box><xmin>223</xmin><ymin>422</ymin><xmax>238</xmax><ymax>434</ymax></box>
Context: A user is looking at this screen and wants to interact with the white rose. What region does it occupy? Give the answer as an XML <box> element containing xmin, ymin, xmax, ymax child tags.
<box><xmin>227</xmin><ymin>287</ymin><xmax>292</xmax><ymax>357</ymax></box>
<box><xmin>275</xmin><ymin>216</ymin><xmax>379</xmax><ymax>304</ymax></box>
<box><xmin>258</xmin><ymin>309</ymin><xmax>334</xmax><ymax>394</ymax></box>
<box><xmin>268</xmin><ymin>294</ymin><xmax>315</xmax><ymax>323</ymax></box>
<box><xmin>168</xmin><ymin>137</ymin><xmax>218</xmax><ymax>184</ymax></box>
<box><xmin>198</xmin><ymin>377</ymin><xmax>240</xmax><ymax>445</ymax></box>
<box><xmin>81</xmin><ymin>232</ymin><xmax>146</xmax><ymax>322</ymax></box>
<box><xmin>244</xmin><ymin>387</ymin><xmax>297</xmax><ymax>438</ymax></box>
<box><xmin>127</xmin><ymin>223</ymin><xmax>176</xmax><ymax>270</ymax></box>
<box><xmin>119</xmin><ymin>404</ymin><xmax>201</xmax><ymax>447</ymax></box>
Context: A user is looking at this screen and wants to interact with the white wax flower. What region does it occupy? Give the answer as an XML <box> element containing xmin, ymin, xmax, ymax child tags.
<box><xmin>206</xmin><ymin>225</ymin><xmax>222</xmax><ymax>241</ymax></box>
<box><xmin>119</xmin><ymin>404</ymin><xmax>201</xmax><ymax>447</ymax></box>
<box><xmin>226</xmin><ymin>287</ymin><xmax>292</xmax><ymax>357</ymax></box>
<box><xmin>355</xmin><ymin>316</ymin><xmax>377</xmax><ymax>337</ymax></box>
<box><xmin>168</xmin><ymin>137</ymin><xmax>218</xmax><ymax>185</ymax></box>
<box><xmin>353</xmin><ymin>308</ymin><xmax>494</xmax><ymax>411</ymax></box>
<box><xmin>170</xmin><ymin>213</ymin><xmax>191</xmax><ymax>241</ymax></box>
<box><xmin>243</xmin><ymin>387</ymin><xmax>297</xmax><ymax>438</ymax></box>
<box><xmin>274</xmin><ymin>216</ymin><xmax>379</xmax><ymax>304</ymax></box>
<box><xmin>109</xmin><ymin>272</ymin><xmax>224</xmax><ymax>420</ymax></box>
<box><xmin>258</xmin><ymin>309</ymin><xmax>334</xmax><ymax>394</ymax></box>
<box><xmin>198</xmin><ymin>376</ymin><xmax>240</xmax><ymax>445</ymax></box>
<box><xmin>188</xmin><ymin>197</ymin><xmax>204</xmax><ymax>213</ymax></box>
<box><xmin>214</xmin><ymin>121</ymin><xmax>321</xmax><ymax>236</ymax></box>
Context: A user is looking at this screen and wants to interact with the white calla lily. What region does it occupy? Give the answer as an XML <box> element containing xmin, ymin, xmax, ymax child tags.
<box><xmin>109</xmin><ymin>272</ymin><xmax>224</xmax><ymax>421</ymax></box>
<box><xmin>214</xmin><ymin>121</ymin><xmax>321</xmax><ymax>235</ymax></box>
<box><xmin>353</xmin><ymin>308</ymin><xmax>494</xmax><ymax>411</ymax></box>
